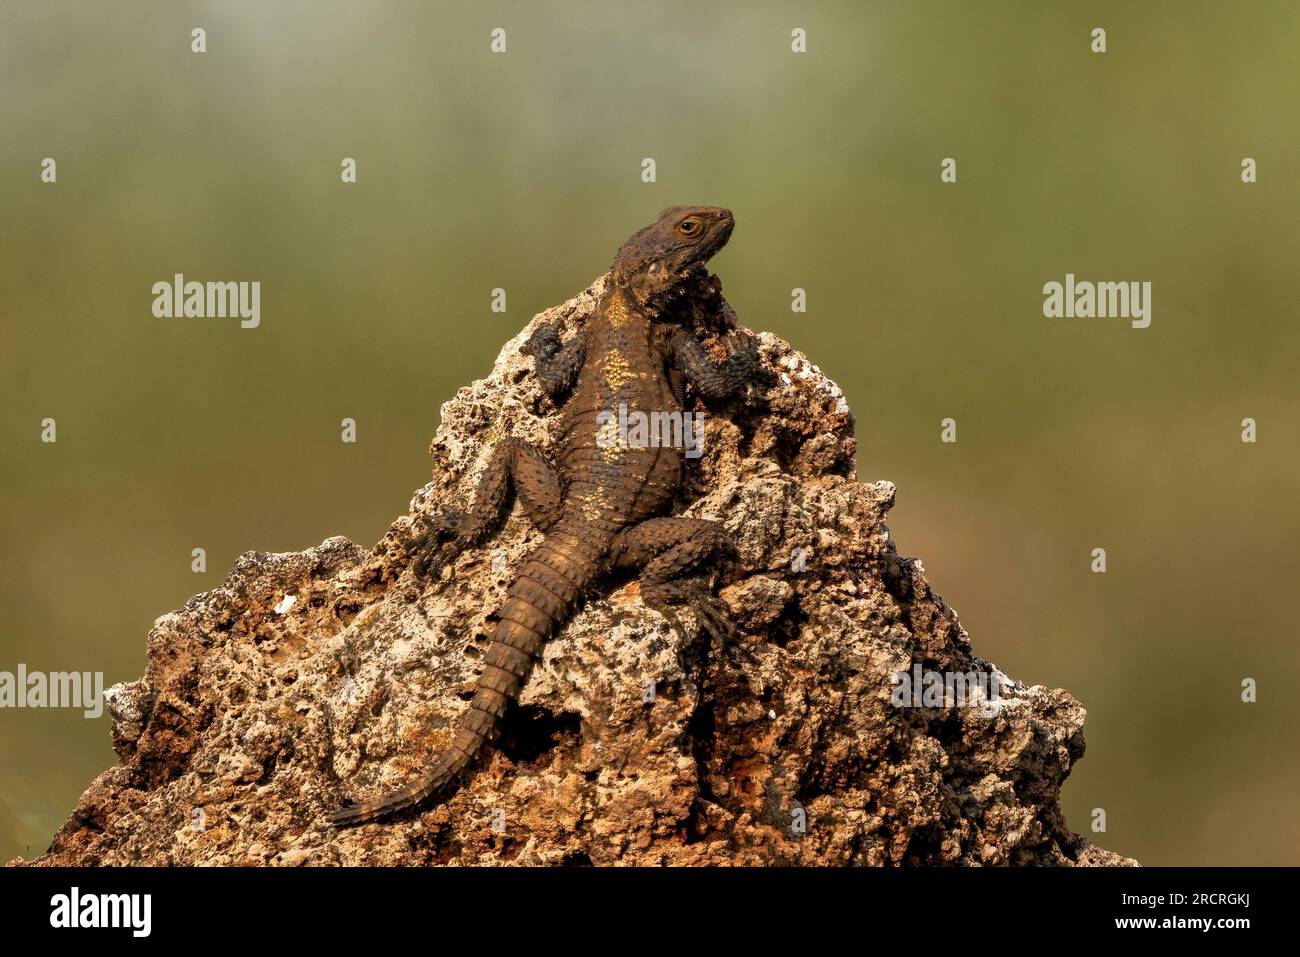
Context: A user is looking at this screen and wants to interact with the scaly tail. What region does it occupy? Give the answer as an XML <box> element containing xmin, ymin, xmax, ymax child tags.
<box><xmin>331</xmin><ymin>520</ymin><xmax>603</xmax><ymax>826</ymax></box>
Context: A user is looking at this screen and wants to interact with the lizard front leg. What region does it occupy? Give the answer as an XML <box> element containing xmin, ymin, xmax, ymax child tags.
<box><xmin>408</xmin><ymin>321</ymin><xmax>579</xmax><ymax>576</ymax></box>
<box><xmin>409</xmin><ymin>437</ymin><xmax>562</xmax><ymax>577</ymax></box>
<box><xmin>668</xmin><ymin>328</ymin><xmax>758</xmax><ymax>404</ymax></box>
<box><xmin>522</xmin><ymin>321</ymin><xmax>584</xmax><ymax>403</ymax></box>
<box><xmin>611</xmin><ymin>517</ymin><xmax>737</xmax><ymax>640</ymax></box>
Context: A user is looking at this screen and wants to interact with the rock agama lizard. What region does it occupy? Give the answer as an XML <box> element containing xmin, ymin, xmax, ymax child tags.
<box><xmin>331</xmin><ymin>205</ymin><xmax>757</xmax><ymax>825</ymax></box>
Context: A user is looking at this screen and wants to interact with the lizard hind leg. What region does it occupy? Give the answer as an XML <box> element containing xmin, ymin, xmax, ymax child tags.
<box><xmin>612</xmin><ymin>517</ymin><xmax>738</xmax><ymax>641</ymax></box>
<box><xmin>408</xmin><ymin>437</ymin><xmax>563</xmax><ymax>578</ymax></box>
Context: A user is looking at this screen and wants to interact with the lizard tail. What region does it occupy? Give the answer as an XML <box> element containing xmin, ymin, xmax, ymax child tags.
<box><xmin>331</xmin><ymin>523</ymin><xmax>602</xmax><ymax>826</ymax></box>
<box><xmin>329</xmin><ymin>725</ymin><xmax>479</xmax><ymax>826</ymax></box>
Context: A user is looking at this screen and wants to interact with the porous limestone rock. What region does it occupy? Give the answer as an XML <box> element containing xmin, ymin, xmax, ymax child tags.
<box><xmin>18</xmin><ymin>276</ymin><xmax>1134</xmax><ymax>866</ymax></box>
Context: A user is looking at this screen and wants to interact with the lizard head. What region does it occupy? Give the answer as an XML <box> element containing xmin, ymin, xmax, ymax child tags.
<box><xmin>612</xmin><ymin>205</ymin><xmax>734</xmax><ymax>309</ymax></box>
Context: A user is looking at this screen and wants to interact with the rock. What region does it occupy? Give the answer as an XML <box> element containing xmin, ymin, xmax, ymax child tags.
<box><xmin>14</xmin><ymin>275</ymin><xmax>1134</xmax><ymax>866</ymax></box>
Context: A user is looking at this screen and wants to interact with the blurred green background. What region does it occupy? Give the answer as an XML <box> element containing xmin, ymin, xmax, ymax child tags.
<box><xmin>2</xmin><ymin>0</ymin><xmax>1296</xmax><ymax>865</ymax></box>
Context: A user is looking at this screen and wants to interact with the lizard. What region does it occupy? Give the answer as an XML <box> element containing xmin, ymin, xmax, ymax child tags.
<box><xmin>330</xmin><ymin>204</ymin><xmax>758</xmax><ymax>826</ymax></box>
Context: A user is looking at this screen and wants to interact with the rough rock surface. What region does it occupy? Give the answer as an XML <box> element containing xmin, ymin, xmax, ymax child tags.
<box><xmin>18</xmin><ymin>276</ymin><xmax>1133</xmax><ymax>866</ymax></box>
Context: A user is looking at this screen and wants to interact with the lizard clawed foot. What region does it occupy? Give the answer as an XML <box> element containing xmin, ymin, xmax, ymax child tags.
<box><xmin>692</xmin><ymin>596</ymin><xmax>738</xmax><ymax>643</ymax></box>
<box><xmin>642</xmin><ymin>579</ymin><xmax>738</xmax><ymax>643</ymax></box>
<box><xmin>406</xmin><ymin>510</ymin><xmax>463</xmax><ymax>579</ymax></box>
<box><xmin>521</xmin><ymin>322</ymin><xmax>560</xmax><ymax>360</ymax></box>
<box><xmin>722</xmin><ymin>330</ymin><xmax>760</xmax><ymax>378</ymax></box>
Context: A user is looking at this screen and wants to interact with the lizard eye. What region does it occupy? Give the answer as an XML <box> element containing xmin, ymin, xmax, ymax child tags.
<box><xmin>677</xmin><ymin>219</ymin><xmax>700</xmax><ymax>235</ymax></box>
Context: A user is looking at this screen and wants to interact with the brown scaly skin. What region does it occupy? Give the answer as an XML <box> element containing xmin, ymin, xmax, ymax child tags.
<box><xmin>331</xmin><ymin>205</ymin><xmax>758</xmax><ymax>826</ymax></box>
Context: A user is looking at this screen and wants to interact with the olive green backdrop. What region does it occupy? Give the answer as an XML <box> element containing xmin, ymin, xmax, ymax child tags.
<box><xmin>2</xmin><ymin>0</ymin><xmax>1296</xmax><ymax>865</ymax></box>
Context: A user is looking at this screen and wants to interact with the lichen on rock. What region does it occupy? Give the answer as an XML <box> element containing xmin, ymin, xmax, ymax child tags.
<box><xmin>17</xmin><ymin>276</ymin><xmax>1134</xmax><ymax>866</ymax></box>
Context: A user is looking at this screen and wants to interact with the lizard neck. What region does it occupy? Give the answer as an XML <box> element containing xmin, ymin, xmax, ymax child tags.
<box><xmin>601</xmin><ymin>284</ymin><xmax>649</xmax><ymax>330</ymax></box>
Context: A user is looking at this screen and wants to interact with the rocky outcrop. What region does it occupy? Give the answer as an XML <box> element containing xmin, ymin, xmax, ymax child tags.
<box><xmin>17</xmin><ymin>276</ymin><xmax>1133</xmax><ymax>866</ymax></box>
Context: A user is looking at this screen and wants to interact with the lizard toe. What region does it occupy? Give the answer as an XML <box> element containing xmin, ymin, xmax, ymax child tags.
<box><xmin>694</xmin><ymin>597</ymin><xmax>739</xmax><ymax>643</ymax></box>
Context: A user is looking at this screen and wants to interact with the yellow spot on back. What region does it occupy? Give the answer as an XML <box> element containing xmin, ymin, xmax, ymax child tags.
<box><xmin>574</xmin><ymin>488</ymin><xmax>607</xmax><ymax>520</ymax></box>
<box><xmin>604</xmin><ymin>348</ymin><xmax>632</xmax><ymax>392</ymax></box>
<box><xmin>597</xmin><ymin>415</ymin><xmax>624</xmax><ymax>463</ymax></box>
